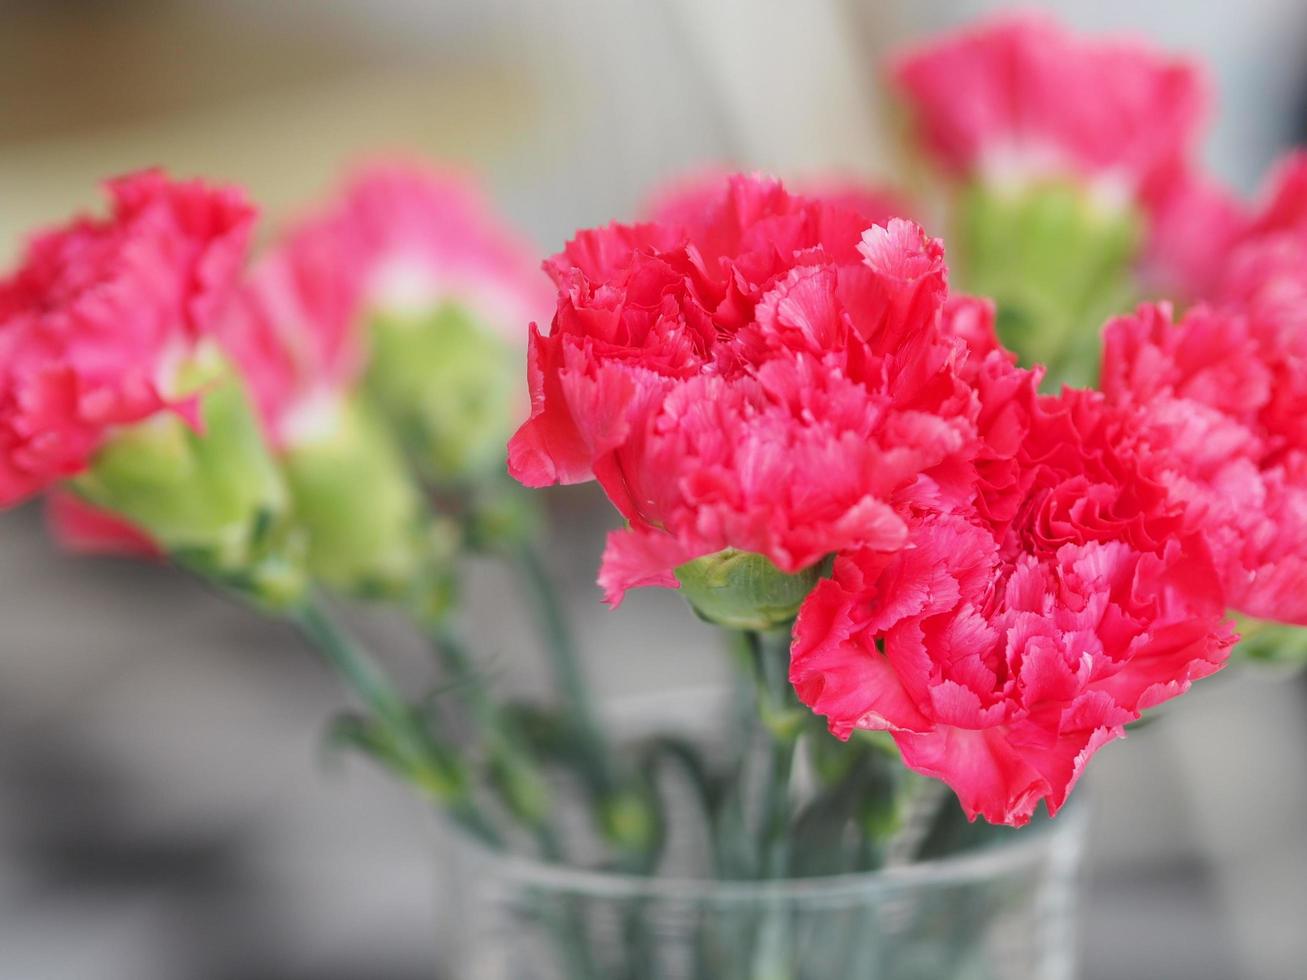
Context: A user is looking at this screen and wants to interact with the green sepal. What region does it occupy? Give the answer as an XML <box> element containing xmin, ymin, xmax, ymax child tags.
<box><xmin>366</xmin><ymin>302</ymin><xmax>520</xmax><ymax>486</ymax></box>
<box><xmin>955</xmin><ymin>178</ymin><xmax>1142</xmax><ymax>389</ymax></box>
<box><xmin>281</xmin><ymin>395</ymin><xmax>440</xmax><ymax>600</ymax></box>
<box><xmin>71</xmin><ymin>353</ymin><xmax>307</xmax><ymax>609</ymax></box>
<box><xmin>674</xmin><ymin>549</ymin><xmax>828</xmax><ymax>631</ymax></box>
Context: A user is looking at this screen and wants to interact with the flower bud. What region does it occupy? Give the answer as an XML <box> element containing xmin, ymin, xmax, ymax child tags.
<box><xmin>70</xmin><ymin>346</ymin><xmax>307</xmax><ymax>607</ymax></box>
<box><xmin>674</xmin><ymin>549</ymin><xmax>827</xmax><ymax>631</ymax></box>
<box><xmin>367</xmin><ymin>303</ymin><xmax>519</xmax><ymax>485</ymax></box>
<box><xmin>956</xmin><ymin>179</ymin><xmax>1141</xmax><ymax>386</ymax></box>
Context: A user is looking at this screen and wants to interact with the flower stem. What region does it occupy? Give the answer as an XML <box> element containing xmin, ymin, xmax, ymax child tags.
<box><xmin>511</xmin><ymin>541</ymin><xmax>652</xmax><ymax>860</ymax></box>
<box><xmin>750</xmin><ymin>628</ymin><xmax>800</xmax><ymax>879</ymax></box>
<box><xmin>292</xmin><ymin>596</ymin><xmax>503</xmax><ymax>848</ymax></box>
<box><xmin>512</xmin><ymin>542</ymin><xmax>600</xmax><ymax>743</ymax></box>
<box><xmin>745</xmin><ymin>628</ymin><xmax>801</xmax><ymax>980</ymax></box>
<box><xmin>426</xmin><ymin>622</ymin><xmax>559</xmax><ymax>848</ymax></box>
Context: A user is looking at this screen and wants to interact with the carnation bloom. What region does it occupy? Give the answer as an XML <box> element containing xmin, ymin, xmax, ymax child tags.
<box><xmin>889</xmin><ymin>12</ymin><xmax>1218</xmax><ymax>380</ymax></box>
<box><xmin>1138</xmin><ymin>166</ymin><xmax>1248</xmax><ymax>302</ymax></box>
<box><xmin>312</xmin><ymin>163</ymin><xmax>554</xmax><ymax>482</ymax></box>
<box><xmin>509</xmin><ymin>173</ymin><xmax>982</xmax><ymax>607</ymax></box>
<box><xmin>338</xmin><ymin>162</ymin><xmax>552</xmax><ymax>332</ymax></box>
<box><xmin>1102</xmin><ymin>297</ymin><xmax>1307</xmax><ymax>626</ymax></box>
<box><xmin>0</xmin><ymin>170</ymin><xmax>306</xmax><ymax>604</ymax></box>
<box><xmin>890</xmin><ymin>12</ymin><xmax>1204</xmax><ymax>201</ymax></box>
<box><xmin>790</xmin><ymin>381</ymin><xmax>1234</xmax><ymax>825</ymax></box>
<box><xmin>1241</xmin><ymin>151</ymin><xmax>1307</xmax><ymax>243</ymax></box>
<box><xmin>0</xmin><ymin>170</ymin><xmax>255</xmax><ymax>505</ymax></box>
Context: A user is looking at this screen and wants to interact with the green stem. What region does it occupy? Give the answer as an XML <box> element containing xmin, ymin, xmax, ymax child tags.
<box><xmin>292</xmin><ymin>596</ymin><xmax>502</xmax><ymax>848</ymax></box>
<box><xmin>745</xmin><ymin>629</ymin><xmax>801</xmax><ymax>980</ymax></box>
<box><xmin>512</xmin><ymin>541</ymin><xmax>653</xmax><ymax>861</ymax></box>
<box><xmin>512</xmin><ymin>543</ymin><xmax>602</xmax><ymax>747</ymax></box>
<box><xmin>426</xmin><ymin>622</ymin><xmax>560</xmax><ymax>851</ymax></box>
<box><xmin>751</xmin><ymin>629</ymin><xmax>800</xmax><ymax>879</ymax></box>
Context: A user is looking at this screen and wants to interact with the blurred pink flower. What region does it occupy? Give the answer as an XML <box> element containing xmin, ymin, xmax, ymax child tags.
<box><xmin>337</xmin><ymin>161</ymin><xmax>553</xmax><ymax>337</ymax></box>
<box><xmin>0</xmin><ymin>169</ymin><xmax>255</xmax><ymax>506</ymax></box>
<box><xmin>509</xmin><ymin>173</ymin><xmax>982</xmax><ymax>606</ymax></box>
<box><xmin>890</xmin><ymin>12</ymin><xmax>1205</xmax><ymax>201</ymax></box>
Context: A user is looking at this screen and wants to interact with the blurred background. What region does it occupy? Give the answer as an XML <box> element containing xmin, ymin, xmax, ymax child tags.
<box><xmin>2</xmin><ymin>1</ymin><xmax>1307</xmax><ymax>978</ymax></box>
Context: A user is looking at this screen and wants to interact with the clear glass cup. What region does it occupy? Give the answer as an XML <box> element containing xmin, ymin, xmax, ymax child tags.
<box><xmin>449</xmin><ymin>799</ymin><xmax>1084</xmax><ymax>980</ymax></box>
<box><xmin>445</xmin><ymin>688</ymin><xmax>1087</xmax><ymax>980</ymax></box>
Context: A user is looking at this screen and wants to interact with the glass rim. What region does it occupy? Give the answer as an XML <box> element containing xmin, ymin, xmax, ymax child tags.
<box><xmin>453</xmin><ymin>794</ymin><xmax>1087</xmax><ymax>903</ymax></box>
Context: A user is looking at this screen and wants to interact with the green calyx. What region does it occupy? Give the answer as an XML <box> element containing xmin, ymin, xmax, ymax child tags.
<box><xmin>281</xmin><ymin>394</ymin><xmax>451</xmax><ymax>603</ymax></box>
<box><xmin>674</xmin><ymin>549</ymin><xmax>827</xmax><ymax>631</ymax></box>
<box><xmin>365</xmin><ymin>301</ymin><xmax>519</xmax><ymax>486</ymax></box>
<box><xmin>954</xmin><ymin>178</ymin><xmax>1142</xmax><ymax>389</ymax></box>
<box><xmin>71</xmin><ymin>351</ymin><xmax>306</xmax><ymax>609</ymax></box>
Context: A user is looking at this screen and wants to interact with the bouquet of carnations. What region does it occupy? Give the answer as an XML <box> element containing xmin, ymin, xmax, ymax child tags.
<box><xmin>3</xmin><ymin>12</ymin><xmax>1305</xmax><ymax>980</ymax></box>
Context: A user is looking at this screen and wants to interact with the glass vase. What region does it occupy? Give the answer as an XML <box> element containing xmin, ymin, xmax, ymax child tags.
<box><xmin>449</xmin><ymin>803</ymin><xmax>1084</xmax><ymax>980</ymax></box>
<box><xmin>445</xmin><ymin>690</ymin><xmax>1086</xmax><ymax>980</ymax></box>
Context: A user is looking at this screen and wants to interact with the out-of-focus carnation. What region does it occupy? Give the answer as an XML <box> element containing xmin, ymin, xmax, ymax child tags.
<box><xmin>508</xmin><ymin>173</ymin><xmax>982</xmax><ymax>609</ymax></box>
<box><xmin>0</xmin><ymin>170</ymin><xmax>304</xmax><ymax>604</ymax></box>
<box><xmin>790</xmin><ymin>382</ymin><xmax>1234</xmax><ymax>825</ymax></box>
<box><xmin>890</xmin><ymin>12</ymin><xmax>1204</xmax><ymax>201</ymax></box>
<box><xmin>329</xmin><ymin>163</ymin><xmax>554</xmax><ymax>483</ymax></box>
<box><xmin>1138</xmin><ymin>166</ymin><xmax>1248</xmax><ymax>302</ymax></box>
<box><xmin>0</xmin><ymin>170</ymin><xmax>254</xmax><ymax>504</ymax></box>
<box><xmin>889</xmin><ymin>12</ymin><xmax>1216</xmax><ymax>382</ymax></box>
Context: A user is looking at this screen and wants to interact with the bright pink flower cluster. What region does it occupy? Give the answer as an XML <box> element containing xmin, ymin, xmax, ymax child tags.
<box><xmin>512</xmin><ymin>172</ymin><xmax>1236</xmax><ymax>824</ymax></box>
<box><xmin>509</xmin><ymin>174</ymin><xmax>981</xmax><ymax>605</ymax></box>
<box><xmin>0</xmin><ymin>170</ymin><xmax>255</xmax><ymax>507</ymax></box>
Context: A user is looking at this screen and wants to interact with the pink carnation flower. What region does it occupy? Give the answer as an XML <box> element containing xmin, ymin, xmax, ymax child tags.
<box><xmin>335</xmin><ymin>162</ymin><xmax>553</xmax><ymax>336</ymax></box>
<box><xmin>890</xmin><ymin>12</ymin><xmax>1205</xmax><ymax>202</ymax></box>
<box><xmin>790</xmin><ymin>383</ymin><xmax>1233</xmax><ymax>825</ymax></box>
<box><xmin>508</xmin><ymin>174</ymin><xmax>982</xmax><ymax>606</ymax></box>
<box><xmin>0</xmin><ymin>170</ymin><xmax>255</xmax><ymax>506</ymax></box>
<box><xmin>1103</xmin><ymin>298</ymin><xmax>1307</xmax><ymax>625</ymax></box>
